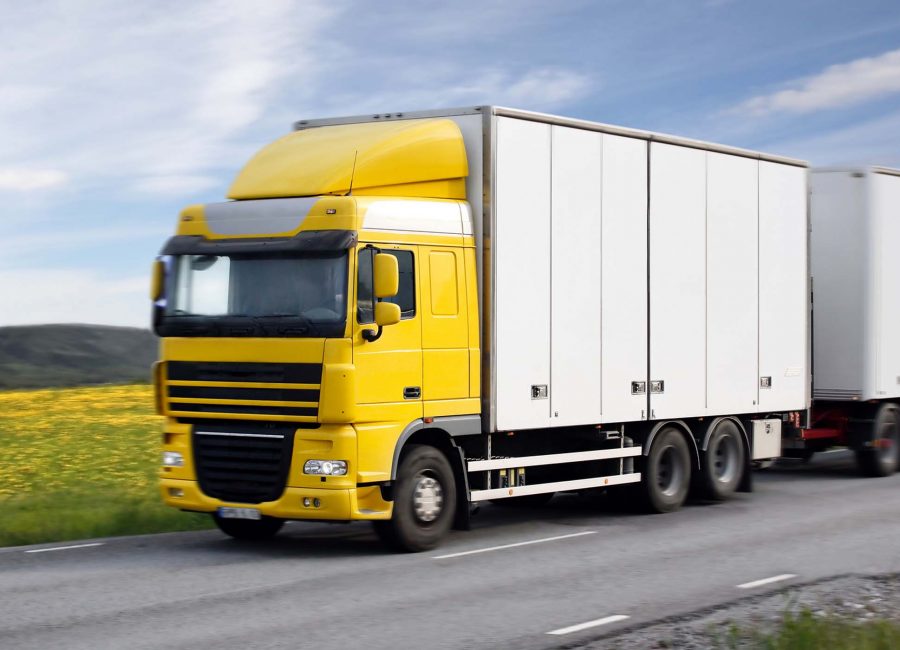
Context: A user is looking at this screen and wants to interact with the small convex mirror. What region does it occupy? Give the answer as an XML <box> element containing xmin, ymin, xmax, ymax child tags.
<box><xmin>375</xmin><ymin>302</ymin><xmax>401</xmax><ymax>327</ymax></box>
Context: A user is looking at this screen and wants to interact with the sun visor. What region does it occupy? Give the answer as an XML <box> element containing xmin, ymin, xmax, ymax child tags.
<box><xmin>160</xmin><ymin>230</ymin><xmax>358</xmax><ymax>256</ymax></box>
<box><xmin>228</xmin><ymin>118</ymin><xmax>468</xmax><ymax>200</ymax></box>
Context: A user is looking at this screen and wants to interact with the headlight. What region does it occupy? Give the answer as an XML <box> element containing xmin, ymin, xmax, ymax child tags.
<box><xmin>303</xmin><ymin>459</ymin><xmax>348</xmax><ymax>476</ymax></box>
<box><xmin>162</xmin><ymin>451</ymin><xmax>184</xmax><ymax>467</ymax></box>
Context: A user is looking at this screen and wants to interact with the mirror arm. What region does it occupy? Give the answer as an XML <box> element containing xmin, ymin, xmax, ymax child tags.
<box><xmin>362</xmin><ymin>326</ymin><xmax>383</xmax><ymax>343</ymax></box>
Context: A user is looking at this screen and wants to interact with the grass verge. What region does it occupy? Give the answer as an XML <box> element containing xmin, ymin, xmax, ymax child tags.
<box><xmin>0</xmin><ymin>384</ymin><xmax>213</xmax><ymax>547</ymax></box>
<box><xmin>0</xmin><ymin>491</ymin><xmax>211</xmax><ymax>547</ymax></box>
<box><xmin>722</xmin><ymin>609</ymin><xmax>900</xmax><ymax>649</ymax></box>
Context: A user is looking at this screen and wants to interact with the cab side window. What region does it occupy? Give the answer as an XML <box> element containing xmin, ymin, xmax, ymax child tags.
<box><xmin>383</xmin><ymin>250</ymin><xmax>416</xmax><ymax>318</ymax></box>
<box><xmin>357</xmin><ymin>248</ymin><xmax>416</xmax><ymax>324</ymax></box>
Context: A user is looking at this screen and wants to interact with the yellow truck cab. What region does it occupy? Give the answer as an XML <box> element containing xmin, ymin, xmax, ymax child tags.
<box><xmin>153</xmin><ymin>107</ymin><xmax>809</xmax><ymax>551</ymax></box>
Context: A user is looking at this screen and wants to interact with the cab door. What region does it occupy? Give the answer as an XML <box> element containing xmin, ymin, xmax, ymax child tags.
<box><xmin>419</xmin><ymin>245</ymin><xmax>470</xmax><ymax>416</ymax></box>
<box><xmin>353</xmin><ymin>244</ymin><xmax>423</xmax><ymax>422</ymax></box>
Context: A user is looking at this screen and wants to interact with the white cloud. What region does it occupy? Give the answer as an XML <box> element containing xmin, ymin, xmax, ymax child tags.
<box><xmin>759</xmin><ymin>109</ymin><xmax>900</xmax><ymax>168</ymax></box>
<box><xmin>0</xmin><ymin>224</ymin><xmax>171</xmax><ymax>267</ymax></box>
<box><xmin>132</xmin><ymin>175</ymin><xmax>221</xmax><ymax>196</ymax></box>
<box><xmin>0</xmin><ymin>269</ymin><xmax>151</xmax><ymax>328</ymax></box>
<box><xmin>503</xmin><ymin>68</ymin><xmax>591</xmax><ymax>107</ymax></box>
<box><xmin>0</xmin><ymin>168</ymin><xmax>68</xmax><ymax>191</ymax></box>
<box><xmin>0</xmin><ymin>0</ymin><xmax>338</xmax><ymax>199</ymax></box>
<box><xmin>331</xmin><ymin>66</ymin><xmax>591</xmax><ymax>115</ymax></box>
<box><xmin>732</xmin><ymin>48</ymin><xmax>900</xmax><ymax>117</ymax></box>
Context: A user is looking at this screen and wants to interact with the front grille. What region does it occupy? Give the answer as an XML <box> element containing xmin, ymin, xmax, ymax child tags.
<box><xmin>193</xmin><ymin>426</ymin><xmax>295</xmax><ymax>503</ymax></box>
<box><xmin>165</xmin><ymin>361</ymin><xmax>321</xmax><ymax>422</ymax></box>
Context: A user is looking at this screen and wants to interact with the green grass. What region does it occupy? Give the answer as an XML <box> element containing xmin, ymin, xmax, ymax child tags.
<box><xmin>0</xmin><ymin>385</ymin><xmax>212</xmax><ymax>547</ymax></box>
<box><xmin>721</xmin><ymin>609</ymin><xmax>900</xmax><ymax>650</ymax></box>
<box><xmin>0</xmin><ymin>491</ymin><xmax>211</xmax><ymax>547</ymax></box>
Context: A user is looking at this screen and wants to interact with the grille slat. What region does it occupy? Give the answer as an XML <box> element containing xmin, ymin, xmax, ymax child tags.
<box><xmin>165</xmin><ymin>361</ymin><xmax>322</xmax><ymax>420</ymax></box>
<box><xmin>169</xmin><ymin>386</ymin><xmax>319</xmax><ymax>402</ymax></box>
<box><xmin>173</xmin><ymin>403</ymin><xmax>317</xmax><ymax>417</ymax></box>
<box><xmin>169</xmin><ymin>361</ymin><xmax>321</xmax><ymax>384</ymax></box>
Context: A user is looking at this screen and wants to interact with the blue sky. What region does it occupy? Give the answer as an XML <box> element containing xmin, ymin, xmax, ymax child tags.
<box><xmin>2</xmin><ymin>0</ymin><xmax>899</xmax><ymax>327</ymax></box>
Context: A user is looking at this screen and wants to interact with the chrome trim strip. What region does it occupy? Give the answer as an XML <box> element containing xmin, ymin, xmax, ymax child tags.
<box><xmin>194</xmin><ymin>431</ymin><xmax>285</xmax><ymax>439</ymax></box>
<box><xmin>470</xmin><ymin>473</ymin><xmax>641</xmax><ymax>501</ymax></box>
<box><xmin>468</xmin><ymin>447</ymin><xmax>641</xmax><ymax>471</ymax></box>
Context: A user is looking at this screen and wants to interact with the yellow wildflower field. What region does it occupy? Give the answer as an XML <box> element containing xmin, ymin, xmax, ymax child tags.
<box><xmin>0</xmin><ymin>384</ymin><xmax>210</xmax><ymax>546</ymax></box>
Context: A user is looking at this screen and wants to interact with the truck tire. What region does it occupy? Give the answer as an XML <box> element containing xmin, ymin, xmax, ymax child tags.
<box><xmin>212</xmin><ymin>514</ymin><xmax>284</xmax><ymax>541</ymax></box>
<box><xmin>373</xmin><ymin>444</ymin><xmax>457</xmax><ymax>552</ymax></box>
<box><xmin>701</xmin><ymin>420</ymin><xmax>745</xmax><ymax>500</ymax></box>
<box><xmin>641</xmin><ymin>427</ymin><xmax>691</xmax><ymax>513</ymax></box>
<box><xmin>855</xmin><ymin>403</ymin><xmax>899</xmax><ymax>477</ymax></box>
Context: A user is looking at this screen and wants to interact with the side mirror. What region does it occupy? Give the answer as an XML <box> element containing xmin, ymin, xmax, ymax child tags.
<box><xmin>375</xmin><ymin>302</ymin><xmax>401</xmax><ymax>327</ymax></box>
<box><xmin>150</xmin><ymin>259</ymin><xmax>165</xmax><ymax>301</ymax></box>
<box><xmin>362</xmin><ymin>296</ymin><xmax>402</xmax><ymax>343</ymax></box>
<box><xmin>374</xmin><ymin>253</ymin><xmax>399</xmax><ymax>299</ymax></box>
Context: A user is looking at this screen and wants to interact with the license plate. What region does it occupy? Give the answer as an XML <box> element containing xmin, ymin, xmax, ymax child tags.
<box><xmin>217</xmin><ymin>507</ymin><xmax>261</xmax><ymax>520</ymax></box>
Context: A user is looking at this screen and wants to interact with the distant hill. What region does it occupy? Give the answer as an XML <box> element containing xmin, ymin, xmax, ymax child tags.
<box><xmin>0</xmin><ymin>325</ymin><xmax>157</xmax><ymax>390</ymax></box>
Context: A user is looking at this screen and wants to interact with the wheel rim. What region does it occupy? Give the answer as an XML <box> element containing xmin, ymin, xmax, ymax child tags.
<box><xmin>711</xmin><ymin>432</ymin><xmax>740</xmax><ymax>484</ymax></box>
<box><xmin>657</xmin><ymin>446</ymin><xmax>685</xmax><ymax>497</ymax></box>
<box><xmin>412</xmin><ymin>472</ymin><xmax>444</xmax><ymax>523</ymax></box>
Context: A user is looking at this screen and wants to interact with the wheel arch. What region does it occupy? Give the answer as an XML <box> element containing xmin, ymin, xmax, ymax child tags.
<box><xmin>701</xmin><ymin>416</ymin><xmax>750</xmax><ymax>456</ymax></box>
<box><xmin>389</xmin><ymin>419</ymin><xmax>472</xmax><ymax>529</ymax></box>
<box><xmin>644</xmin><ymin>419</ymin><xmax>700</xmax><ymax>469</ymax></box>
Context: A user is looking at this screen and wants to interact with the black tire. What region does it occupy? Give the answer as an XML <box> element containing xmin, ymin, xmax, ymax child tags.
<box><xmin>855</xmin><ymin>404</ymin><xmax>899</xmax><ymax>477</ymax></box>
<box><xmin>491</xmin><ymin>492</ymin><xmax>555</xmax><ymax>508</ymax></box>
<box><xmin>641</xmin><ymin>427</ymin><xmax>692</xmax><ymax>513</ymax></box>
<box><xmin>373</xmin><ymin>445</ymin><xmax>457</xmax><ymax>552</ymax></box>
<box><xmin>212</xmin><ymin>514</ymin><xmax>284</xmax><ymax>541</ymax></box>
<box><xmin>701</xmin><ymin>420</ymin><xmax>746</xmax><ymax>500</ymax></box>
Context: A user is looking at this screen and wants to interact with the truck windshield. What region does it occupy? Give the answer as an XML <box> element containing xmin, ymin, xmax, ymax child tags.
<box><xmin>158</xmin><ymin>252</ymin><xmax>348</xmax><ymax>338</ymax></box>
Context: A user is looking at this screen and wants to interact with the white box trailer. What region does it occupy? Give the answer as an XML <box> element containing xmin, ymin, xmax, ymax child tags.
<box><xmin>811</xmin><ymin>167</ymin><xmax>900</xmax><ymax>402</ymax></box>
<box><xmin>488</xmin><ymin>111</ymin><xmax>809</xmax><ymax>432</ymax></box>
<box><xmin>293</xmin><ymin>106</ymin><xmax>811</xmax><ymax>503</ymax></box>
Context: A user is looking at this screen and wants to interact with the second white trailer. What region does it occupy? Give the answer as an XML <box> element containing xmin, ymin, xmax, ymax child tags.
<box><xmin>811</xmin><ymin>167</ymin><xmax>900</xmax><ymax>402</ymax></box>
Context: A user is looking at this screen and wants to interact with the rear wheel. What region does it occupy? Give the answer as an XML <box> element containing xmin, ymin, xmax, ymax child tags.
<box><xmin>641</xmin><ymin>427</ymin><xmax>692</xmax><ymax>513</ymax></box>
<box><xmin>856</xmin><ymin>404</ymin><xmax>899</xmax><ymax>477</ymax></box>
<box><xmin>373</xmin><ymin>445</ymin><xmax>457</xmax><ymax>552</ymax></box>
<box><xmin>701</xmin><ymin>420</ymin><xmax>746</xmax><ymax>500</ymax></box>
<box><xmin>212</xmin><ymin>514</ymin><xmax>284</xmax><ymax>541</ymax></box>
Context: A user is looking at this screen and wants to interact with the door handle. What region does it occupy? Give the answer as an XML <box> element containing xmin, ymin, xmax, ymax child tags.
<box><xmin>404</xmin><ymin>386</ymin><xmax>421</xmax><ymax>399</ymax></box>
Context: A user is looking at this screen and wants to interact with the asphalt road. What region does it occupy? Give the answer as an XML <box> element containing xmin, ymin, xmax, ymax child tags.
<box><xmin>2</xmin><ymin>450</ymin><xmax>899</xmax><ymax>650</ymax></box>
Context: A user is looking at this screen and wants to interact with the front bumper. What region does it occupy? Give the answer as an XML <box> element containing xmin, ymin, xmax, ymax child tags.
<box><xmin>160</xmin><ymin>478</ymin><xmax>392</xmax><ymax>521</ymax></box>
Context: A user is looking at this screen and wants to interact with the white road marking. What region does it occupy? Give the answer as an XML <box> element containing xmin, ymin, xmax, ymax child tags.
<box><xmin>432</xmin><ymin>531</ymin><xmax>596</xmax><ymax>560</ymax></box>
<box><xmin>737</xmin><ymin>573</ymin><xmax>797</xmax><ymax>589</ymax></box>
<box><xmin>25</xmin><ymin>542</ymin><xmax>105</xmax><ymax>554</ymax></box>
<box><xmin>547</xmin><ymin>614</ymin><xmax>630</xmax><ymax>635</ymax></box>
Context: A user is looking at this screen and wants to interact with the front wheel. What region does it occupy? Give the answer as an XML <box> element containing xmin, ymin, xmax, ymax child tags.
<box><xmin>212</xmin><ymin>514</ymin><xmax>284</xmax><ymax>541</ymax></box>
<box><xmin>640</xmin><ymin>427</ymin><xmax>692</xmax><ymax>513</ymax></box>
<box><xmin>373</xmin><ymin>445</ymin><xmax>457</xmax><ymax>552</ymax></box>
